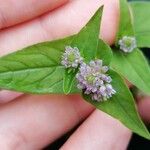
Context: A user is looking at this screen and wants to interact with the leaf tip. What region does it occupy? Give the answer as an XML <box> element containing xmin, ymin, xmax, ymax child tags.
<box><xmin>63</xmin><ymin>87</ymin><xmax>71</xmax><ymax>95</ymax></box>
<box><xmin>63</xmin><ymin>81</ymin><xmax>71</xmax><ymax>95</ymax></box>
<box><xmin>96</xmin><ymin>5</ymin><xmax>104</xmax><ymax>16</ymax></box>
<box><xmin>90</xmin><ymin>5</ymin><xmax>104</xmax><ymax>23</ymax></box>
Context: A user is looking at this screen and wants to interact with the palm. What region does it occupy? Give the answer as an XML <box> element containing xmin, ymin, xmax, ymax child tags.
<box><xmin>0</xmin><ymin>0</ymin><xmax>149</xmax><ymax>149</ymax></box>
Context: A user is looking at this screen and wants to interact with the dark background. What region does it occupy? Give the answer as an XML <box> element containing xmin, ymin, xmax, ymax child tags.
<box><xmin>45</xmin><ymin>0</ymin><xmax>150</xmax><ymax>149</ymax></box>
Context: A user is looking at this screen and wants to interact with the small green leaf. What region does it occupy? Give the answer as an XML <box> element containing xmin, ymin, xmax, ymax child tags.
<box><xmin>130</xmin><ymin>2</ymin><xmax>150</xmax><ymax>47</ymax></box>
<box><xmin>63</xmin><ymin>69</ymin><xmax>78</xmax><ymax>94</ymax></box>
<box><xmin>0</xmin><ymin>36</ymin><xmax>79</xmax><ymax>94</ymax></box>
<box><xmin>116</xmin><ymin>0</ymin><xmax>134</xmax><ymax>45</ymax></box>
<box><xmin>96</xmin><ymin>39</ymin><xmax>113</xmax><ymax>65</ymax></box>
<box><xmin>111</xmin><ymin>48</ymin><xmax>150</xmax><ymax>95</ymax></box>
<box><xmin>83</xmin><ymin>70</ymin><xmax>150</xmax><ymax>139</ymax></box>
<box><xmin>63</xmin><ymin>6</ymin><xmax>104</xmax><ymax>94</ymax></box>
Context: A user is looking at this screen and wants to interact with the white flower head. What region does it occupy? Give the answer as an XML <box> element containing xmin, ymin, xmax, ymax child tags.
<box><xmin>76</xmin><ymin>59</ymin><xmax>116</xmax><ymax>102</ymax></box>
<box><xmin>61</xmin><ymin>46</ymin><xmax>83</xmax><ymax>68</ymax></box>
<box><xmin>118</xmin><ymin>36</ymin><xmax>137</xmax><ymax>53</ymax></box>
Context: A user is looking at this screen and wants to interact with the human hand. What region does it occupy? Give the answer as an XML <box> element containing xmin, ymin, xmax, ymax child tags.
<box><xmin>0</xmin><ymin>0</ymin><xmax>149</xmax><ymax>149</ymax></box>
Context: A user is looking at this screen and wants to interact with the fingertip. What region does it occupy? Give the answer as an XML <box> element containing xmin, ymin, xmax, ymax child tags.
<box><xmin>61</xmin><ymin>110</ymin><xmax>131</xmax><ymax>150</ymax></box>
<box><xmin>69</xmin><ymin>94</ymin><xmax>95</xmax><ymax>120</ymax></box>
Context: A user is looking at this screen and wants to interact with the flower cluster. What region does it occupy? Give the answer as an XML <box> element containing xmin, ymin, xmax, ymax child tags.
<box><xmin>76</xmin><ymin>60</ymin><xmax>116</xmax><ymax>101</ymax></box>
<box><xmin>118</xmin><ymin>36</ymin><xmax>137</xmax><ymax>53</ymax></box>
<box><xmin>61</xmin><ymin>46</ymin><xmax>116</xmax><ymax>102</ymax></box>
<box><xmin>61</xmin><ymin>46</ymin><xmax>83</xmax><ymax>68</ymax></box>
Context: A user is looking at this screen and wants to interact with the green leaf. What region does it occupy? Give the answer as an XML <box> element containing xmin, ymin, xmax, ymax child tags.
<box><xmin>83</xmin><ymin>70</ymin><xmax>150</xmax><ymax>139</ymax></box>
<box><xmin>96</xmin><ymin>39</ymin><xmax>113</xmax><ymax>65</ymax></box>
<box><xmin>116</xmin><ymin>0</ymin><xmax>135</xmax><ymax>45</ymax></box>
<box><xmin>63</xmin><ymin>6</ymin><xmax>104</xmax><ymax>94</ymax></box>
<box><xmin>130</xmin><ymin>2</ymin><xmax>150</xmax><ymax>47</ymax></box>
<box><xmin>0</xmin><ymin>36</ymin><xmax>79</xmax><ymax>94</ymax></box>
<box><xmin>71</xmin><ymin>7</ymin><xmax>103</xmax><ymax>62</ymax></box>
<box><xmin>63</xmin><ymin>69</ymin><xmax>78</xmax><ymax>94</ymax></box>
<box><xmin>111</xmin><ymin>48</ymin><xmax>150</xmax><ymax>95</ymax></box>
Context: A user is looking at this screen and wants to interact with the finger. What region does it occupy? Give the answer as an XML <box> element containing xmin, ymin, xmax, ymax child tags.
<box><xmin>0</xmin><ymin>94</ymin><xmax>94</xmax><ymax>149</ymax></box>
<box><xmin>0</xmin><ymin>0</ymin><xmax>119</xmax><ymax>56</ymax></box>
<box><xmin>0</xmin><ymin>0</ymin><xmax>68</xmax><ymax>29</ymax></box>
<box><xmin>61</xmin><ymin>110</ymin><xmax>131</xmax><ymax>150</ymax></box>
<box><xmin>0</xmin><ymin>90</ymin><xmax>22</xmax><ymax>103</ymax></box>
<box><xmin>137</xmin><ymin>96</ymin><xmax>150</xmax><ymax>123</ymax></box>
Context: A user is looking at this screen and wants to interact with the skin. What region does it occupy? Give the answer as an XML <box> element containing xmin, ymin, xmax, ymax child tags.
<box><xmin>0</xmin><ymin>0</ymin><xmax>149</xmax><ymax>149</ymax></box>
